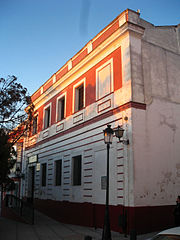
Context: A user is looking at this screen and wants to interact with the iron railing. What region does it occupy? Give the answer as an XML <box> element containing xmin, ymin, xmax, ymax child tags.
<box><xmin>5</xmin><ymin>194</ymin><xmax>34</xmax><ymax>224</ymax></box>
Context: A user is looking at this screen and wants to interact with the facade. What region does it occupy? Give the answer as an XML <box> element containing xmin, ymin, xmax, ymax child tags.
<box><xmin>22</xmin><ymin>9</ymin><xmax>180</xmax><ymax>233</ymax></box>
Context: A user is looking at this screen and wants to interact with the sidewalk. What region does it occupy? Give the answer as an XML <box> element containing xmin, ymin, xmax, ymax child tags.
<box><xmin>0</xmin><ymin>209</ymin><xmax>157</xmax><ymax>240</ymax></box>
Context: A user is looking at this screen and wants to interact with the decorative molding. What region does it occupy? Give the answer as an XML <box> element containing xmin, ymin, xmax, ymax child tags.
<box><xmin>43</xmin><ymin>130</ymin><xmax>49</xmax><ymax>138</ymax></box>
<box><xmin>98</xmin><ymin>99</ymin><xmax>111</xmax><ymax>113</ymax></box>
<box><xmin>119</xmin><ymin>13</ymin><xmax>126</xmax><ymax>27</ymax></box>
<box><xmin>53</xmin><ymin>75</ymin><xmax>56</xmax><ymax>83</ymax></box>
<box><xmin>87</xmin><ymin>41</ymin><xmax>92</xmax><ymax>53</ymax></box>
<box><xmin>25</xmin><ymin>102</ymin><xmax>146</xmax><ymax>150</ymax></box>
<box><xmin>56</xmin><ymin>123</ymin><xmax>64</xmax><ymax>132</ymax></box>
<box><xmin>68</xmin><ymin>60</ymin><xmax>72</xmax><ymax>70</ymax></box>
<box><xmin>41</xmin><ymin>87</ymin><xmax>43</xmax><ymax>94</ymax></box>
<box><xmin>96</xmin><ymin>58</ymin><xmax>113</xmax><ymax>100</ymax></box>
<box><xmin>73</xmin><ymin>113</ymin><xmax>83</xmax><ymax>124</ymax></box>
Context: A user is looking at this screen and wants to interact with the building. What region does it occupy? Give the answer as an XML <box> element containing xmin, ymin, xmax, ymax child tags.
<box><xmin>22</xmin><ymin>9</ymin><xmax>180</xmax><ymax>234</ymax></box>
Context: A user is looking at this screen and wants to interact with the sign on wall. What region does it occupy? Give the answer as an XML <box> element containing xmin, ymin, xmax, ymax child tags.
<box><xmin>28</xmin><ymin>155</ymin><xmax>38</xmax><ymax>164</ymax></box>
<box><xmin>36</xmin><ymin>163</ymin><xmax>40</xmax><ymax>171</ymax></box>
<box><xmin>101</xmin><ymin>176</ymin><xmax>107</xmax><ymax>190</ymax></box>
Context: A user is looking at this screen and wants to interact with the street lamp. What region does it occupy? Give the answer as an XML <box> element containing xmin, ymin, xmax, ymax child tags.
<box><xmin>102</xmin><ymin>125</ymin><xmax>114</xmax><ymax>240</ymax></box>
<box><xmin>16</xmin><ymin>167</ymin><xmax>25</xmax><ymax>179</ymax></box>
<box><xmin>102</xmin><ymin>124</ymin><xmax>129</xmax><ymax>240</ymax></box>
<box><xmin>114</xmin><ymin>126</ymin><xmax>129</xmax><ymax>145</ymax></box>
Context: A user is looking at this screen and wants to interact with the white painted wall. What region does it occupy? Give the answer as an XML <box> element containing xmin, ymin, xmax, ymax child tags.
<box><xmin>133</xmin><ymin>99</ymin><xmax>180</xmax><ymax>206</ymax></box>
<box><xmin>132</xmin><ymin>24</ymin><xmax>180</xmax><ymax>207</ymax></box>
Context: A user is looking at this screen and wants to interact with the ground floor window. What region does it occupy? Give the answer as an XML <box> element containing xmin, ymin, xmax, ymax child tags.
<box><xmin>41</xmin><ymin>163</ymin><xmax>47</xmax><ymax>186</ymax></box>
<box><xmin>55</xmin><ymin>160</ymin><xmax>62</xmax><ymax>186</ymax></box>
<box><xmin>72</xmin><ymin>155</ymin><xmax>82</xmax><ymax>186</ymax></box>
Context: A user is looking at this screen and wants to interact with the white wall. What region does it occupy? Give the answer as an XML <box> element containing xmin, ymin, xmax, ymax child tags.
<box><xmin>133</xmin><ymin>99</ymin><xmax>180</xmax><ymax>206</ymax></box>
<box><xmin>132</xmin><ymin>25</ymin><xmax>180</xmax><ymax>207</ymax></box>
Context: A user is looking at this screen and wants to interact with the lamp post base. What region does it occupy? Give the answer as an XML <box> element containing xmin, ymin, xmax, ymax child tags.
<box><xmin>102</xmin><ymin>206</ymin><xmax>112</xmax><ymax>240</ymax></box>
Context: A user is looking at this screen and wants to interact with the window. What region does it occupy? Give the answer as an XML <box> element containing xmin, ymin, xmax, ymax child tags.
<box><xmin>55</xmin><ymin>160</ymin><xmax>62</xmax><ymax>186</ymax></box>
<box><xmin>72</xmin><ymin>155</ymin><xmax>82</xmax><ymax>186</ymax></box>
<box><xmin>41</xmin><ymin>163</ymin><xmax>47</xmax><ymax>186</ymax></box>
<box><xmin>75</xmin><ymin>84</ymin><xmax>84</xmax><ymax>112</ymax></box>
<box><xmin>57</xmin><ymin>96</ymin><xmax>65</xmax><ymax>121</ymax></box>
<box><xmin>73</xmin><ymin>79</ymin><xmax>85</xmax><ymax>113</ymax></box>
<box><xmin>32</xmin><ymin>115</ymin><xmax>38</xmax><ymax>135</ymax></box>
<box><xmin>96</xmin><ymin>58</ymin><xmax>113</xmax><ymax>100</ymax></box>
<box><xmin>44</xmin><ymin>105</ymin><xmax>51</xmax><ymax>129</ymax></box>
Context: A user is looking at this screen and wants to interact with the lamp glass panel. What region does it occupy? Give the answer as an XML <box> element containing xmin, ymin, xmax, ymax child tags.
<box><xmin>104</xmin><ymin>132</ymin><xmax>113</xmax><ymax>144</ymax></box>
<box><xmin>114</xmin><ymin>127</ymin><xmax>124</xmax><ymax>139</ymax></box>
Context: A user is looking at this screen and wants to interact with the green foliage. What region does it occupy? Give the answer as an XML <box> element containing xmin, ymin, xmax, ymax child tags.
<box><xmin>0</xmin><ymin>128</ymin><xmax>16</xmax><ymax>187</ymax></box>
<box><xmin>0</xmin><ymin>75</ymin><xmax>32</xmax><ymax>131</ymax></box>
<box><xmin>0</xmin><ymin>75</ymin><xmax>34</xmax><ymax>188</ymax></box>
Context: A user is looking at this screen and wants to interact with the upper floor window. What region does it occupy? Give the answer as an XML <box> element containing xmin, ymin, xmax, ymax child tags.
<box><xmin>44</xmin><ymin>104</ymin><xmax>51</xmax><ymax>129</ymax></box>
<box><xmin>96</xmin><ymin>58</ymin><xmax>114</xmax><ymax>100</ymax></box>
<box><xmin>56</xmin><ymin>94</ymin><xmax>66</xmax><ymax>122</ymax></box>
<box><xmin>32</xmin><ymin>115</ymin><xmax>38</xmax><ymax>135</ymax></box>
<box><xmin>73</xmin><ymin>79</ymin><xmax>85</xmax><ymax>113</ymax></box>
<box><xmin>72</xmin><ymin>155</ymin><xmax>82</xmax><ymax>186</ymax></box>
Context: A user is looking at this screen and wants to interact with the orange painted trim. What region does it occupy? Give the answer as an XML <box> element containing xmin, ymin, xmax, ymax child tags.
<box><xmin>125</xmin><ymin>9</ymin><xmax>129</xmax><ymax>22</ymax></box>
<box><xmin>31</xmin><ymin>90</ymin><xmax>41</xmax><ymax>102</ymax></box>
<box><xmin>92</xmin><ymin>20</ymin><xmax>119</xmax><ymax>49</ymax></box>
<box><xmin>56</xmin><ymin>66</ymin><xmax>68</xmax><ymax>82</ymax></box>
<box><xmin>43</xmin><ymin>79</ymin><xmax>53</xmax><ymax>92</ymax></box>
<box><xmin>72</xmin><ymin>48</ymin><xmax>88</xmax><ymax>67</ymax></box>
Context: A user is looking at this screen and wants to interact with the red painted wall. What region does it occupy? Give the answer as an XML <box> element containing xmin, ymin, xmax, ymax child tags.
<box><xmin>56</xmin><ymin>66</ymin><xmax>68</xmax><ymax>82</ymax></box>
<box><xmin>31</xmin><ymin>89</ymin><xmax>41</xmax><ymax>102</ymax></box>
<box><xmin>43</xmin><ymin>79</ymin><xmax>53</xmax><ymax>92</ymax></box>
<box><xmin>34</xmin><ymin>199</ymin><xmax>175</xmax><ymax>234</ymax></box>
<box><xmin>72</xmin><ymin>49</ymin><xmax>88</xmax><ymax>67</ymax></box>
<box><xmin>93</xmin><ymin>21</ymin><xmax>119</xmax><ymax>49</ymax></box>
<box><xmin>36</xmin><ymin>47</ymin><xmax>122</xmax><ymax>133</ymax></box>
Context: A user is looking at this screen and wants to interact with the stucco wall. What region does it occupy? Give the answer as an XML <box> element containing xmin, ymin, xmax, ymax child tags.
<box><xmin>132</xmin><ymin>26</ymin><xmax>180</xmax><ymax>207</ymax></box>
<box><xmin>133</xmin><ymin>99</ymin><xmax>180</xmax><ymax>206</ymax></box>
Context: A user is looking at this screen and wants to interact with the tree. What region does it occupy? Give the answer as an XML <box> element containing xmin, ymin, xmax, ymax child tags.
<box><xmin>0</xmin><ymin>129</ymin><xmax>16</xmax><ymax>188</ymax></box>
<box><xmin>0</xmin><ymin>75</ymin><xmax>34</xmax><ymax>193</ymax></box>
<box><xmin>0</xmin><ymin>75</ymin><xmax>33</xmax><ymax>132</ymax></box>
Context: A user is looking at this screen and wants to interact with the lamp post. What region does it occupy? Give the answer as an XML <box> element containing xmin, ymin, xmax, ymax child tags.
<box><xmin>102</xmin><ymin>124</ymin><xmax>129</xmax><ymax>240</ymax></box>
<box><xmin>16</xmin><ymin>167</ymin><xmax>21</xmax><ymax>178</ymax></box>
<box><xmin>102</xmin><ymin>125</ymin><xmax>114</xmax><ymax>240</ymax></box>
<box><xmin>15</xmin><ymin>167</ymin><xmax>25</xmax><ymax>199</ymax></box>
<box><xmin>16</xmin><ymin>167</ymin><xmax>25</xmax><ymax>179</ymax></box>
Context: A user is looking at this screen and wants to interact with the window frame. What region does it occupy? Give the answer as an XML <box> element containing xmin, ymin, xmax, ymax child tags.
<box><xmin>72</xmin><ymin>155</ymin><xmax>82</xmax><ymax>186</ymax></box>
<box><xmin>41</xmin><ymin>163</ymin><xmax>47</xmax><ymax>187</ymax></box>
<box><xmin>54</xmin><ymin>159</ymin><xmax>62</xmax><ymax>186</ymax></box>
<box><xmin>32</xmin><ymin>114</ymin><xmax>38</xmax><ymax>135</ymax></box>
<box><xmin>73</xmin><ymin>78</ymin><xmax>85</xmax><ymax>113</ymax></box>
<box><xmin>96</xmin><ymin>58</ymin><xmax>114</xmax><ymax>100</ymax></box>
<box><xmin>56</xmin><ymin>93</ymin><xmax>66</xmax><ymax>122</ymax></box>
<box><xmin>43</xmin><ymin>103</ymin><xmax>51</xmax><ymax>129</ymax></box>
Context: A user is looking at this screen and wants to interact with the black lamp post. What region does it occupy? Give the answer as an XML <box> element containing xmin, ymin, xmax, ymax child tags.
<box><xmin>102</xmin><ymin>125</ymin><xmax>114</xmax><ymax>240</ymax></box>
<box><xmin>16</xmin><ymin>167</ymin><xmax>21</xmax><ymax>178</ymax></box>
<box><xmin>16</xmin><ymin>167</ymin><xmax>25</xmax><ymax>179</ymax></box>
<box><xmin>102</xmin><ymin>124</ymin><xmax>129</xmax><ymax>240</ymax></box>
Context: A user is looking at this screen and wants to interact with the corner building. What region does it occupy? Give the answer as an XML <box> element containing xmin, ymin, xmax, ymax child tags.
<box><xmin>23</xmin><ymin>9</ymin><xmax>180</xmax><ymax>233</ymax></box>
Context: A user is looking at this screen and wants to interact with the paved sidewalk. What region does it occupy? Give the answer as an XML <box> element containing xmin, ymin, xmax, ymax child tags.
<box><xmin>0</xmin><ymin>209</ymin><xmax>157</xmax><ymax>240</ymax></box>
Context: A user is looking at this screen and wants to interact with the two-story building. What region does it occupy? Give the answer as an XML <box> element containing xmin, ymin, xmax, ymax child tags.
<box><xmin>22</xmin><ymin>9</ymin><xmax>180</xmax><ymax>233</ymax></box>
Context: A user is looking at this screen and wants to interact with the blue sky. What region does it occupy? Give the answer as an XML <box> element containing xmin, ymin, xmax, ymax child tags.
<box><xmin>1</xmin><ymin>0</ymin><xmax>180</xmax><ymax>95</ymax></box>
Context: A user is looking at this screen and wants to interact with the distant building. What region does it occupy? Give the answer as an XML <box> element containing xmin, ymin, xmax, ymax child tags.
<box><xmin>22</xmin><ymin>9</ymin><xmax>180</xmax><ymax>233</ymax></box>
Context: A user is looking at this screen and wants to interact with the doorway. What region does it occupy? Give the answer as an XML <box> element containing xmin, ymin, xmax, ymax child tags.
<box><xmin>28</xmin><ymin>166</ymin><xmax>35</xmax><ymax>203</ymax></box>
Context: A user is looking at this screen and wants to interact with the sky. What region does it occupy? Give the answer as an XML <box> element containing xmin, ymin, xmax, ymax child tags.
<box><xmin>1</xmin><ymin>0</ymin><xmax>180</xmax><ymax>96</ymax></box>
